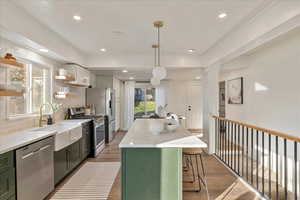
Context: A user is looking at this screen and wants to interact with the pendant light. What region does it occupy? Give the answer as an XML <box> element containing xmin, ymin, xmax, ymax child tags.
<box><xmin>151</xmin><ymin>44</ymin><xmax>160</xmax><ymax>86</ymax></box>
<box><xmin>152</xmin><ymin>21</ymin><xmax>167</xmax><ymax>80</ymax></box>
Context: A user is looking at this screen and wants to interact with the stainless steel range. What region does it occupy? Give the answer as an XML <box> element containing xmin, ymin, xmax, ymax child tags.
<box><xmin>68</xmin><ymin>107</ymin><xmax>105</xmax><ymax>157</ymax></box>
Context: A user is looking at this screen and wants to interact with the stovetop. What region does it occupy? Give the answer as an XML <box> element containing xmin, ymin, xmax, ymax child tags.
<box><xmin>70</xmin><ymin>115</ymin><xmax>104</xmax><ymax>119</ymax></box>
<box><xmin>69</xmin><ymin>114</ymin><xmax>105</xmax><ymax>125</ymax></box>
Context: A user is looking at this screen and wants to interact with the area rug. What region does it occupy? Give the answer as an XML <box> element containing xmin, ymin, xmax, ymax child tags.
<box><xmin>51</xmin><ymin>162</ymin><xmax>120</xmax><ymax>200</ymax></box>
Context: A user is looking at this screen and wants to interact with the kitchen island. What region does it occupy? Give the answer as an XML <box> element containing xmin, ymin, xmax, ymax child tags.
<box><xmin>119</xmin><ymin>119</ymin><xmax>207</xmax><ymax>200</ymax></box>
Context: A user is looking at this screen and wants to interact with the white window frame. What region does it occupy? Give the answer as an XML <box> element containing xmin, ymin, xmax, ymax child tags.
<box><xmin>6</xmin><ymin>59</ymin><xmax>53</xmax><ymax>120</ymax></box>
<box><xmin>134</xmin><ymin>85</ymin><xmax>156</xmax><ymax>116</ymax></box>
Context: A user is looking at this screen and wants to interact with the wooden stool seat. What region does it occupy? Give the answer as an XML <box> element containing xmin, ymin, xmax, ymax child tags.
<box><xmin>183</xmin><ymin>148</ymin><xmax>203</xmax><ymax>155</ymax></box>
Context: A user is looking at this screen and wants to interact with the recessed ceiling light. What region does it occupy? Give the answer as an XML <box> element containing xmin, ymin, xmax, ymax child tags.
<box><xmin>122</xmin><ymin>70</ymin><xmax>128</xmax><ymax>73</ymax></box>
<box><xmin>100</xmin><ymin>48</ymin><xmax>107</xmax><ymax>52</ymax></box>
<box><xmin>218</xmin><ymin>13</ymin><xmax>227</xmax><ymax>19</ymax></box>
<box><xmin>129</xmin><ymin>77</ymin><xmax>134</xmax><ymax>80</ymax></box>
<box><xmin>188</xmin><ymin>49</ymin><xmax>196</xmax><ymax>53</ymax></box>
<box><xmin>39</xmin><ymin>48</ymin><xmax>49</xmax><ymax>53</ymax></box>
<box><xmin>73</xmin><ymin>15</ymin><xmax>81</xmax><ymax>21</ymax></box>
<box><xmin>195</xmin><ymin>76</ymin><xmax>201</xmax><ymax>80</ymax></box>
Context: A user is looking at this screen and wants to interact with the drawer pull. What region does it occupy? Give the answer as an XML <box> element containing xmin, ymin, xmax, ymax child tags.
<box><xmin>40</xmin><ymin>145</ymin><xmax>51</xmax><ymax>151</ymax></box>
<box><xmin>22</xmin><ymin>152</ymin><xmax>34</xmax><ymax>159</ymax></box>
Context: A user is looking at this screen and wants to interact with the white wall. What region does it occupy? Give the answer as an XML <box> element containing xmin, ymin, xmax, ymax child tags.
<box><xmin>219</xmin><ymin>28</ymin><xmax>300</xmax><ymax>192</ymax></box>
<box><xmin>220</xmin><ymin>27</ymin><xmax>300</xmax><ymax>138</ymax></box>
<box><xmin>96</xmin><ymin>75</ymin><xmax>113</xmax><ymax>88</ymax></box>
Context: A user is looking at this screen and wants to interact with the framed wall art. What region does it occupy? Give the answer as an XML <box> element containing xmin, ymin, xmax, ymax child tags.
<box><xmin>228</xmin><ymin>77</ymin><xmax>243</xmax><ymax>104</ymax></box>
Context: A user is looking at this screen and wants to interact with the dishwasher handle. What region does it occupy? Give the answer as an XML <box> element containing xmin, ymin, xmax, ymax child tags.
<box><xmin>21</xmin><ymin>144</ymin><xmax>51</xmax><ymax>159</ymax></box>
<box><xmin>22</xmin><ymin>152</ymin><xmax>35</xmax><ymax>159</ymax></box>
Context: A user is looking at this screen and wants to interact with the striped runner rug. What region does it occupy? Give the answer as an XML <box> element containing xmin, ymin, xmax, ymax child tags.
<box><xmin>51</xmin><ymin>162</ymin><xmax>120</xmax><ymax>200</ymax></box>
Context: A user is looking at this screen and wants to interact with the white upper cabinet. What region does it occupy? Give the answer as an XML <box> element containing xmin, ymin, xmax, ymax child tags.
<box><xmin>63</xmin><ymin>64</ymin><xmax>90</xmax><ymax>87</ymax></box>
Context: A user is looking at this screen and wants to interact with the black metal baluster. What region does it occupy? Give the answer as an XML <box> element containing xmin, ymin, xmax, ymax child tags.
<box><xmin>218</xmin><ymin>119</ymin><xmax>221</xmax><ymax>157</ymax></box>
<box><xmin>284</xmin><ymin>139</ymin><xmax>287</xmax><ymax>199</ymax></box>
<box><xmin>226</xmin><ymin>121</ymin><xmax>229</xmax><ymax>165</ymax></box>
<box><xmin>251</xmin><ymin>128</ymin><xmax>254</xmax><ymax>185</ymax></box>
<box><xmin>246</xmin><ymin>127</ymin><xmax>249</xmax><ymax>181</ymax></box>
<box><xmin>227</xmin><ymin>121</ymin><xmax>230</xmax><ymax>165</ymax></box>
<box><xmin>256</xmin><ymin>130</ymin><xmax>259</xmax><ymax>190</ymax></box>
<box><xmin>222</xmin><ymin>120</ymin><xmax>225</xmax><ymax>161</ymax></box>
<box><xmin>242</xmin><ymin>126</ymin><xmax>244</xmax><ymax>177</ymax></box>
<box><xmin>230</xmin><ymin>123</ymin><xmax>233</xmax><ymax>169</ymax></box>
<box><xmin>262</xmin><ymin>132</ymin><xmax>265</xmax><ymax>196</ymax></box>
<box><xmin>234</xmin><ymin>123</ymin><xmax>237</xmax><ymax>172</ymax></box>
<box><xmin>223</xmin><ymin>120</ymin><xmax>225</xmax><ymax>161</ymax></box>
<box><xmin>269</xmin><ymin>134</ymin><xmax>272</xmax><ymax>199</ymax></box>
<box><xmin>215</xmin><ymin>118</ymin><xmax>218</xmax><ymax>155</ymax></box>
<box><xmin>225</xmin><ymin>120</ymin><xmax>227</xmax><ymax>164</ymax></box>
<box><xmin>220</xmin><ymin>120</ymin><xmax>223</xmax><ymax>160</ymax></box>
<box><xmin>294</xmin><ymin>141</ymin><xmax>297</xmax><ymax>200</ymax></box>
<box><xmin>238</xmin><ymin>125</ymin><xmax>240</xmax><ymax>175</ymax></box>
<box><xmin>276</xmin><ymin>136</ymin><xmax>279</xmax><ymax>200</ymax></box>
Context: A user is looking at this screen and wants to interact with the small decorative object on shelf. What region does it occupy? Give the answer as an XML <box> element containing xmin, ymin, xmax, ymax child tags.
<box><xmin>54</xmin><ymin>92</ymin><xmax>76</xmax><ymax>99</ymax></box>
<box><xmin>55</xmin><ymin>75</ymin><xmax>75</xmax><ymax>81</ymax></box>
<box><xmin>0</xmin><ymin>53</ymin><xmax>24</xmax><ymax>69</ymax></box>
<box><xmin>4</xmin><ymin>53</ymin><xmax>16</xmax><ymax>61</ymax></box>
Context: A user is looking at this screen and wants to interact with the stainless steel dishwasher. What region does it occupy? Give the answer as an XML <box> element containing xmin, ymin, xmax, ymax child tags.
<box><xmin>16</xmin><ymin>137</ymin><xmax>54</xmax><ymax>200</ymax></box>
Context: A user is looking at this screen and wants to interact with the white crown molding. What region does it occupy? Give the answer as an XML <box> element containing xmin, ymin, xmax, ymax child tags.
<box><xmin>201</xmin><ymin>0</ymin><xmax>276</xmax><ymax>58</ymax></box>
<box><xmin>202</xmin><ymin>0</ymin><xmax>300</xmax><ymax>68</ymax></box>
<box><xmin>219</xmin><ymin>12</ymin><xmax>300</xmax><ymax>66</ymax></box>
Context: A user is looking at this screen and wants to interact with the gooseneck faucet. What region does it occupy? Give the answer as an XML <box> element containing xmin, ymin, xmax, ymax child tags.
<box><xmin>39</xmin><ymin>102</ymin><xmax>55</xmax><ymax>127</ymax></box>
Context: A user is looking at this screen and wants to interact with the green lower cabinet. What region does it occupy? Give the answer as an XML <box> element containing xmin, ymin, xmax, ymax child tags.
<box><xmin>7</xmin><ymin>195</ymin><xmax>15</xmax><ymax>200</ymax></box>
<box><xmin>121</xmin><ymin>148</ymin><xmax>182</xmax><ymax>200</ymax></box>
<box><xmin>0</xmin><ymin>152</ymin><xmax>16</xmax><ymax>200</ymax></box>
<box><xmin>69</xmin><ymin>141</ymin><xmax>81</xmax><ymax>170</ymax></box>
<box><xmin>54</xmin><ymin>140</ymin><xmax>84</xmax><ymax>185</ymax></box>
<box><xmin>54</xmin><ymin>148</ymin><xmax>68</xmax><ymax>185</ymax></box>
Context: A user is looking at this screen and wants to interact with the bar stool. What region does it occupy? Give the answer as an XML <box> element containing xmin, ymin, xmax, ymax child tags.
<box><xmin>183</xmin><ymin>148</ymin><xmax>208</xmax><ymax>193</ymax></box>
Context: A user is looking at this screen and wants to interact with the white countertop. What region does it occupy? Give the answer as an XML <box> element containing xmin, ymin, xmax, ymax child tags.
<box><xmin>119</xmin><ymin>119</ymin><xmax>207</xmax><ymax>148</ymax></box>
<box><xmin>0</xmin><ymin>119</ymin><xmax>91</xmax><ymax>155</ymax></box>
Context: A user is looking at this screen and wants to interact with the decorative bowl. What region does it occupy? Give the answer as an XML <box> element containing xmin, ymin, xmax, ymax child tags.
<box><xmin>149</xmin><ymin>120</ymin><xmax>164</xmax><ymax>135</ymax></box>
<box><xmin>166</xmin><ymin>123</ymin><xmax>178</xmax><ymax>132</ymax></box>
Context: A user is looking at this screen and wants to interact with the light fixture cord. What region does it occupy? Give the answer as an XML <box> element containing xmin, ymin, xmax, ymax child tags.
<box><xmin>158</xmin><ymin>26</ymin><xmax>160</xmax><ymax>67</ymax></box>
<box><xmin>154</xmin><ymin>45</ymin><xmax>157</xmax><ymax>67</ymax></box>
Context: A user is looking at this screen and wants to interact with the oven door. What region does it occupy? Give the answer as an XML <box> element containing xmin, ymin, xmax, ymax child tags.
<box><xmin>93</xmin><ymin>123</ymin><xmax>105</xmax><ymax>157</ymax></box>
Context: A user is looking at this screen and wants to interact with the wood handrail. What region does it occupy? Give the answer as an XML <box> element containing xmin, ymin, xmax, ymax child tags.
<box><xmin>212</xmin><ymin>115</ymin><xmax>300</xmax><ymax>143</ymax></box>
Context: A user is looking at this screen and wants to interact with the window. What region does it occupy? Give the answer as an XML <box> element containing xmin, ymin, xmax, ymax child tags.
<box><xmin>7</xmin><ymin>61</ymin><xmax>52</xmax><ymax>118</ymax></box>
<box><xmin>134</xmin><ymin>87</ymin><xmax>156</xmax><ymax>118</ymax></box>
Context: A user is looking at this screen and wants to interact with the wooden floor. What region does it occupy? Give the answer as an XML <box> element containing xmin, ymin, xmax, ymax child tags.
<box><xmin>87</xmin><ymin>132</ymin><xmax>262</xmax><ymax>200</ymax></box>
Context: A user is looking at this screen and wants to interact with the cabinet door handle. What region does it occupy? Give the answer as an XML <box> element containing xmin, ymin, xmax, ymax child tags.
<box><xmin>40</xmin><ymin>145</ymin><xmax>51</xmax><ymax>151</ymax></box>
<box><xmin>22</xmin><ymin>152</ymin><xmax>34</xmax><ymax>159</ymax></box>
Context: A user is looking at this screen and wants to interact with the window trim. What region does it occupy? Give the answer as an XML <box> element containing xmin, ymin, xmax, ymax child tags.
<box><xmin>134</xmin><ymin>87</ymin><xmax>156</xmax><ymax>117</ymax></box>
<box><xmin>6</xmin><ymin>59</ymin><xmax>53</xmax><ymax>120</ymax></box>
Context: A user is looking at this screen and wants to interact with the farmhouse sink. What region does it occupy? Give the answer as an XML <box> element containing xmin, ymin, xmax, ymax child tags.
<box><xmin>33</xmin><ymin>122</ymin><xmax>82</xmax><ymax>151</ymax></box>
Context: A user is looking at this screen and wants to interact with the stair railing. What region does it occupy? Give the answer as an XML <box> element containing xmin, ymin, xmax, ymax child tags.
<box><xmin>213</xmin><ymin>115</ymin><xmax>300</xmax><ymax>200</ymax></box>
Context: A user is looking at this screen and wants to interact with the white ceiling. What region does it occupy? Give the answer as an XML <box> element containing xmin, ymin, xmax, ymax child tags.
<box><xmin>12</xmin><ymin>0</ymin><xmax>265</xmax><ymax>56</ymax></box>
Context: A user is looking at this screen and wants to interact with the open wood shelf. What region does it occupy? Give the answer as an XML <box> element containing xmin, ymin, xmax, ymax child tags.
<box><xmin>0</xmin><ymin>90</ymin><xmax>24</xmax><ymax>96</ymax></box>
<box><xmin>55</xmin><ymin>75</ymin><xmax>75</xmax><ymax>81</ymax></box>
<box><xmin>0</xmin><ymin>58</ymin><xmax>24</xmax><ymax>69</ymax></box>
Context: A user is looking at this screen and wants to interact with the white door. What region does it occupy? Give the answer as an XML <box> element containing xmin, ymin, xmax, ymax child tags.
<box><xmin>186</xmin><ymin>84</ymin><xmax>203</xmax><ymax>129</ymax></box>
